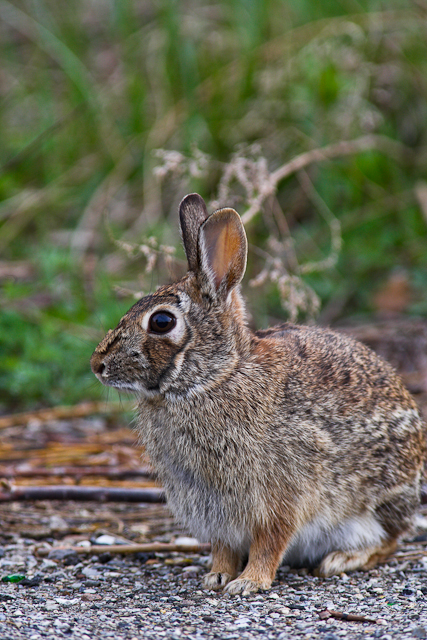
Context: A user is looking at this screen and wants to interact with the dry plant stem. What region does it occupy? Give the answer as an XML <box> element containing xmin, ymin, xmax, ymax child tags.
<box><xmin>108</xmin><ymin>230</ymin><xmax>178</xmax><ymax>282</ymax></box>
<box><xmin>0</xmin><ymin>466</ymin><xmax>155</xmax><ymax>480</ymax></box>
<box><xmin>36</xmin><ymin>542</ymin><xmax>211</xmax><ymax>558</ymax></box>
<box><xmin>0</xmin><ymin>486</ymin><xmax>165</xmax><ymax>503</ymax></box>
<box><xmin>241</xmin><ymin>135</ymin><xmax>412</xmax><ymax>225</ymax></box>
<box><xmin>319</xmin><ymin>609</ymin><xmax>377</xmax><ymax>624</ymax></box>
<box><xmin>0</xmin><ymin>401</ymin><xmax>133</xmax><ymax>429</ymax></box>
<box><xmin>297</xmin><ymin>170</ymin><xmax>342</xmax><ymax>275</ymax></box>
<box><xmin>393</xmin><ymin>550</ymin><xmax>427</xmax><ymax>558</ymax></box>
<box><xmin>271</xmin><ymin>200</ymin><xmax>299</xmax><ymax>272</ymax></box>
<box><xmin>387</xmin><ymin>551</ymin><xmax>427</xmax><ymax>565</ymax></box>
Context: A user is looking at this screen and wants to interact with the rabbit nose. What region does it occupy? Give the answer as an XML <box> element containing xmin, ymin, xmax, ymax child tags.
<box><xmin>96</xmin><ymin>362</ymin><xmax>106</xmax><ymax>376</ymax></box>
<box><xmin>90</xmin><ymin>353</ymin><xmax>107</xmax><ymax>378</ymax></box>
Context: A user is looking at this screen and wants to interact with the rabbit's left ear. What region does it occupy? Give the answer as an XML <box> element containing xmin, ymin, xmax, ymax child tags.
<box><xmin>197</xmin><ymin>207</ymin><xmax>247</xmax><ymax>297</ymax></box>
<box><xmin>179</xmin><ymin>193</ymin><xmax>210</xmax><ymax>272</ymax></box>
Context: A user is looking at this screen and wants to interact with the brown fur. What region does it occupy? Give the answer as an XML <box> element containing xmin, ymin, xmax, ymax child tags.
<box><xmin>91</xmin><ymin>193</ymin><xmax>426</xmax><ymax>595</ymax></box>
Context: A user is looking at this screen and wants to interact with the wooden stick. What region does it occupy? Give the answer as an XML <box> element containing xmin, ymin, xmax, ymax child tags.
<box><xmin>0</xmin><ymin>465</ymin><xmax>155</xmax><ymax>479</ymax></box>
<box><xmin>393</xmin><ymin>549</ymin><xmax>427</xmax><ymax>558</ymax></box>
<box><xmin>0</xmin><ymin>401</ymin><xmax>133</xmax><ymax>429</ymax></box>
<box><xmin>319</xmin><ymin>609</ymin><xmax>377</xmax><ymax>624</ymax></box>
<box><xmin>0</xmin><ymin>479</ymin><xmax>425</xmax><ymax>506</ymax></box>
<box><xmin>0</xmin><ymin>485</ymin><xmax>165</xmax><ymax>503</ymax></box>
<box><xmin>36</xmin><ymin>541</ymin><xmax>211</xmax><ymax>557</ymax></box>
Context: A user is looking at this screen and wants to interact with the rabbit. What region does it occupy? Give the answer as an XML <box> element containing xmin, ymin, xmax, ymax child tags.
<box><xmin>91</xmin><ymin>193</ymin><xmax>426</xmax><ymax>596</ymax></box>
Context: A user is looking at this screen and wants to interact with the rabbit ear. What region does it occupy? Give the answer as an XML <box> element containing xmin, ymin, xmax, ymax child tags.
<box><xmin>179</xmin><ymin>193</ymin><xmax>210</xmax><ymax>272</ymax></box>
<box><xmin>198</xmin><ymin>207</ymin><xmax>248</xmax><ymax>296</ymax></box>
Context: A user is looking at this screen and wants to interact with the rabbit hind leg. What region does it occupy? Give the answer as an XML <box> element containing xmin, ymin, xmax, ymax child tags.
<box><xmin>316</xmin><ymin>538</ymin><xmax>398</xmax><ymax>577</ymax></box>
<box><xmin>317</xmin><ymin>483</ymin><xmax>419</xmax><ymax>577</ymax></box>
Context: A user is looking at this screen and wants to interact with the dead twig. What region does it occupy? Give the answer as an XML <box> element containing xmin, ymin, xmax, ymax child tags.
<box><xmin>36</xmin><ymin>541</ymin><xmax>211</xmax><ymax>557</ymax></box>
<box><xmin>241</xmin><ymin>134</ymin><xmax>412</xmax><ymax>225</ymax></box>
<box><xmin>392</xmin><ymin>549</ymin><xmax>427</xmax><ymax>561</ymax></box>
<box><xmin>0</xmin><ymin>401</ymin><xmax>133</xmax><ymax>429</ymax></box>
<box><xmin>0</xmin><ymin>485</ymin><xmax>165</xmax><ymax>503</ymax></box>
<box><xmin>319</xmin><ymin>609</ymin><xmax>377</xmax><ymax>624</ymax></box>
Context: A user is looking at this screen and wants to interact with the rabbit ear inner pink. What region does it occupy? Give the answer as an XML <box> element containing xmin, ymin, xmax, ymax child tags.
<box><xmin>179</xmin><ymin>194</ymin><xmax>210</xmax><ymax>272</ymax></box>
<box><xmin>198</xmin><ymin>208</ymin><xmax>247</xmax><ymax>294</ymax></box>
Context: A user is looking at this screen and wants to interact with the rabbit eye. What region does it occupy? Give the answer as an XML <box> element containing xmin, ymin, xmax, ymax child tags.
<box><xmin>148</xmin><ymin>311</ymin><xmax>176</xmax><ymax>334</ymax></box>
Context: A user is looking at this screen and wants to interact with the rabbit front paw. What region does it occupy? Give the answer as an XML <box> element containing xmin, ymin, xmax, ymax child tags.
<box><xmin>203</xmin><ymin>571</ymin><xmax>233</xmax><ymax>590</ymax></box>
<box><xmin>224</xmin><ymin>577</ymin><xmax>270</xmax><ymax>596</ymax></box>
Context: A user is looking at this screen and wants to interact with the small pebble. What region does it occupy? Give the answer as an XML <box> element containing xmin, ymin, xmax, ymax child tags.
<box><xmin>82</xmin><ymin>566</ymin><xmax>101</xmax><ymax>579</ymax></box>
<box><xmin>174</xmin><ymin>536</ymin><xmax>199</xmax><ymax>546</ymax></box>
<box><xmin>202</xmin><ymin>615</ymin><xmax>215</xmax><ymax>623</ymax></box>
<box><xmin>181</xmin><ymin>565</ymin><xmax>203</xmax><ymax>578</ymax></box>
<box><xmin>94</xmin><ymin>535</ymin><xmax>116</xmax><ymax>545</ymax></box>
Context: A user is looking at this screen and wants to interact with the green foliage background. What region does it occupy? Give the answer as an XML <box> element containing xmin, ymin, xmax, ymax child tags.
<box><xmin>1</xmin><ymin>0</ymin><xmax>427</xmax><ymax>410</ymax></box>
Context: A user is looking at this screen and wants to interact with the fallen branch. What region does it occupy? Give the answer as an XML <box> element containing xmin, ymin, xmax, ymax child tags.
<box><xmin>392</xmin><ymin>550</ymin><xmax>427</xmax><ymax>561</ymax></box>
<box><xmin>319</xmin><ymin>609</ymin><xmax>377</xmax><ymax>624</ymax></box>
<box><xmin>0</xmin><ymin>485</ymin><xmax>165</xmax><ymax>503</ymax></box>
<box><xmin>0</xmin><ymin>465</ymin><xmax>155</xmax><ymax>479</ymax></box>
<box><xmin>1</xmin><ymin>480</ymin><xmax>425</xmax><ymax>504</ymax></box>
<box><xmin>3</xmin><ymin>481</ymin><xmax>413</xmax><ymax>504</ymax></box>
<box><xmin>0</xmin><ymin>401</ymin><xmax>133</xmax><ymax>429</ymax></box>
<box><xmin>36</xmin><ymin>541</ymin><xmax>211</xmax><ymax>557</ymax></box>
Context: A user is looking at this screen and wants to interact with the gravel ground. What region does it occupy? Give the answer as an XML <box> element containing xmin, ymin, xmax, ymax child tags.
<box><xmin>1</xmin><ymin>502</ymin><xmax>427</xmax><ymax>640</ymax></box>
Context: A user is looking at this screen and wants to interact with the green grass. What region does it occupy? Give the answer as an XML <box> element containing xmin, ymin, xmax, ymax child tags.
<box><xmin>1</xmin><ymin>0</ymin><xmax>427</xmax><ymax>410</ymax></box>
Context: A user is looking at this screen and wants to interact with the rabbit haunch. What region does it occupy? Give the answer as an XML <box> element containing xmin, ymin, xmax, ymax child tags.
<box><xmin>91</xmin><ymin>193</ymin><xmax>425</xmax><ymax>595</ymax></box>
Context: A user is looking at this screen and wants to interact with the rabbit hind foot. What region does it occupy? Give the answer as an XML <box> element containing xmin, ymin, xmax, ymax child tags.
<box><xmin>315</xmin><ymin>538</ymin><xmax>398</xmax><ymax>577</ymax></box>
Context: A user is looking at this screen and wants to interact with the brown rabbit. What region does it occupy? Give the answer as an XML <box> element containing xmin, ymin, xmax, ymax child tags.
<box><xmin>91</xmin><ymin>193</ymin><xmax>426</xmax><ymax>595</ymax></box>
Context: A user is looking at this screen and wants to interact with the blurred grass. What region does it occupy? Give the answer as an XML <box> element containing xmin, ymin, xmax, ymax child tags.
<box><xmin>0</xmin><ymin>0</ymin><xmax>427</xmax><ymax>410</ymax></box>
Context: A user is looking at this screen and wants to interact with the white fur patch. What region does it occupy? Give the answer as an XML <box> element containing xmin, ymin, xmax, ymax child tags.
<box><xmin>284</xmin><ymin>514</ymin><xmax>385</xmax><ymax>566</ymax></box>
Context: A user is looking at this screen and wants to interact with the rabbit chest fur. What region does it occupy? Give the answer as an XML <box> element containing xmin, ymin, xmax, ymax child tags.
<box><xmin>91</xmin><ymin>193</ymin><xmax>426</xmax><ymax>595</ymax></box>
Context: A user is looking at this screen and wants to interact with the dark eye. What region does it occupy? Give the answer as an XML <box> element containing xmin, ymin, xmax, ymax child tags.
<box><xmin>148</xmin><ymin>311</ymin><xmax>176</xmax><ymax>334</ymax></box>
